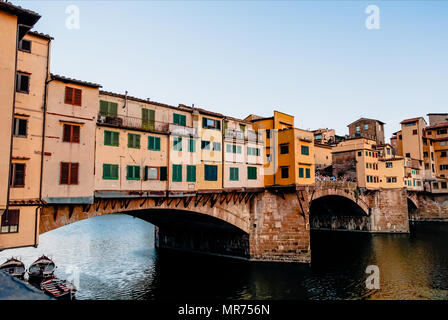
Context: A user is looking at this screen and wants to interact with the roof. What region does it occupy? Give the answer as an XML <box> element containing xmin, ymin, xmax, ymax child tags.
<box><xmin>178</xmin><ymin>104</ymin><xmax>224</xmax><ymax>118</ymax></box>
<box><xmin>27</xmin><ymin>30</ymin><xmax>53</xmax><ymax>40</ymax></box>
<box><xmin>50</xmin><ymin>74</ymin><xmax>101</xmax><ymax>88</ymax></box>
<box><xmin>100</xmin><ymin>90</ymin><xmax>180</xmax><ymax>111</ymax></box>
<box><xmin>425</xmin><ymin>121</ymin><xmax>448</xmax><ymax>130</ymax></box>
<box><xmin>400</xmin><ymin>117</ymin><xmax>427</xmax><ymax>125</ymax></box>
<box><xmin>347</xmin><ymin>117</ymin><xmax>385</xmax><ymax>127</ymax></box>
<box><xmin>0</xmin><ymin>1</ymin><xmax>41</xmax><ymax>38</ymax></box>
<box><xmin>427</xmin><ymin>113</ymin><xmax>448</xmax><ymax>116</ymax></box>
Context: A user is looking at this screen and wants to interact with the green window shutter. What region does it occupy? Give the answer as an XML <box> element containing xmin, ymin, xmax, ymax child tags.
<box><xmin>104</xmin><ymin>164</ymin><xmax>119</xmax><ymax>180</ymax></box>
<box><xmin>173</xmin><ymin>113</ymin><xmax>179</xmax><ymax>124</ymax></box>
<box><xmin>173</xmin><ymin>113</ymin><xmax>186</xmax><ymax>126</ymax></box>
<box><xmin>237</xmin><ymin>146</ymin><xmax>242</xmax><ymax>154</ymax></box>
<box><xmin>230</xmin><ymin>167</ymin><xmax>239</xmax><ymax>181</ymax></box>
<box><xmin>103</xmin><ymin>164</ymin><xmax>110</xmax><ymax>179</ymax></box>
<box><xmin>248</xmin><ymin>166</ymin><xmax>257</xmax><ymax>180</ymax></box>
<box><xmin>306</xmin><ymin>168</ymin><xmax>310</xmax><ymax>178</ymax></box>
<box><xmin>205</xmin><ymin>165</ymin><xmax>217</xmax><ymax>181</ymax></box>
<box><xmin>172</xmin><ymin>164</ymin><xmax>182</xmax><ymax>182</ymax></box>
<box><xmin>187</xmin><ymin>165</ymin><xmax>196</xmax><ymax>182</ymax></box>
<box><xmin>188</xmin><ymin>139</ymin><xmax>195</xmax><ymax>152</ymax></box>
<box><xmin>104</xmin><ymin>131</ymin><xmax>111</xmax><ymax>146</ymax></box>
<box><xmin>142</xmin><ymin>109</ymin><xmax>155</xmax><ymax>131</ymax></box>
<box><xmin>148</xmin><ymin>136</ymin><xmax>160</xmax><ymax>151</ymax></box>
<box><xmin>173</xmin><ymin>137</ymin><xmax>182</xmax><ymax>151</ymax></box>
<box><xmin>301</xmin><ymin>145</ymin><xmax>309</xmax><ymax>155</ymax></box>
<box><xmin>299</xmin><ymin>168</ymin><xmax>304</xmax><ymax>178</ymax></box>
<box><xmin>126</xmin><ymin>165</ymin><xmax>140</xmax><ymax>180</ymax></box>
<box><xmin>109</xmin><ymin>102</ymin><xmax>118</xmax><ymax>117</ymax></box>
<box><xmin>112</xmin><ymin>164</ymin><xmax>118</xmax><ymax>179</ymax></box>
<box><xmin>128</xmin><ymin>134</ymin><xmax>140</xmax><ymax>149</ymax></box>
<box><xmin>155</xmin><ymin>137</ymin><xmax>160</xmax><ymax>151</ymax></box>
<box><xmin>99</xmin><ymin>100</ymin><xmax>108</xmax><ymax>116</ymax></box>
<box><xmin>112</xmin><ymin>132</ymin><xmax>119</xmax><ymax>146</ymax></box>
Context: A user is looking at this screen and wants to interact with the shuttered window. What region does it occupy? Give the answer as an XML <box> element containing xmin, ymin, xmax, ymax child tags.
<box><xmin>65</xmin><ymin>86</ymin><xmax>82</xmax><ymax>106</ymax></box>
<box><xmin>299</xmin><ymin>168</ymin><xmax>304</xmax><ymax>178</ymax></box>
<box><xmin>18</xmin><ymin>39</ymin><xmax>31</xmax><ymax>52</ymax></box>
<box><xmin>144</xmin><ymin>166</ymin><xmax>159</xmax><ymax>180</ymax></box>
<box><xmin>230</xmin><ymin>167</ymin><xmax>239</xmax><ymax>181</ymax></box>
<box><xmin>301</xmin><ymin>145</ymin><xmax>309</xmax><ymax>155</ymax></box>
<box><xmin>172</xmin><ymin>164</ymin><xmax>182</xmax><ymax>182</ymax></box>
<box><xmin>173</xmin><ymin>113</ymin><xmax>187</xmax><ymax>126</ymax></box>
<box><xmin>128</xmin><ymin>133</ymin><xmax>140</xmax><ymax>149</ymax></box>
<box><xmin>62</xmin><ymin>124</ymin><xmax>80</xmax><ymax>143</ymax></box>
<box><xmin>60</xmin><ymin>162</ymin><xmax>79</xmax><ymax>185</ymax></box>
<box><xmin>188</xmin><ymin>139</ymin><xmax>196</xmax><ymax>152</ymax></box>
<box><xmin>204</xmin><ymin>165</ymin><xmax>218</xmax><ymax>181</ymax></box>
<box><xmin>202</xmin><ymin>117</ymin><xmax>221</xmax><ymax>130</ymax></box>
<box><xmin>142</xmin><ymin>108</ymin><xmax>155</xmax><ymax>131</ymax></box>
<box><xmin>0</xmin><ymin>209</ymin><xmax>19</xmax><ymax>234</ymax></box>
<box><xmin>201</xmin><ymin>140</ymin><xmax>210</xmax><ymax>150</ymax></box>
<box><xmin>103</xmin><ymin>164</ymin><xmax>119</xmax><ymax>180</ymax></box>
<box><xmin>187</xmin><ymin>165</ymin><xmax>196</xmax><ymax>182</ymax></box>
<box><xmin>160</xmin><ymin>166</ymin><xmax>168</xmax><ymax>181</ymax></box>
<box><xmin>247</xmin><ymin>166</ymin><xmax>257</xmax><ymax>180</ymax></box>
<box><xmin>13</xmin><ymin>117</ymin><xmax>28</xmax><ymax>137</ymax></box>
<box><xmin>104</xmin><ymin>130</ymin><xmax>119</xmax><ymax>146</ymax></box>
<box><xmin>99</xmin><ymin>100</ymin><xmax>118</xmax><ymax>117</ymax></box>
<box><xmin>247</xmin><ymin>147</ymin><xmax>260</xmax><ymax>156</ymax></box>
<box><xmin>126</xmin><ymin>165</ymin><xmax>140</xmax><ymax>180</ymax></box>
<box><xmin>148</xmin><ymin>136</ymin><xmax>161</xmax><ymax>151</ymax></box>
<box><xmin>10</xmin><ymin>163</ymin><xmax>25</xmax><ymax>187</ymax></box>
<box><xmin>173</xmin><ymin>137</ymin><xmax>182</xmax><ymax>151</ymax></box>
<box><xmin>306</xmin><ymin>168</ymin><xmax>311</xmax><ymax>178</ymax></box>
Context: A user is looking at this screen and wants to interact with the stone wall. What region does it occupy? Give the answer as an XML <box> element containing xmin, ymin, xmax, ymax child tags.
<box><xmin>368</xmin><ymin>189</ymin><xmax>409</xmax><ymax>233</ymax></box>
<box><xmin>415</xmin><ymin>193</ymin><xmax>448</xmax><ymax>221</ymax></box>
<box><xmin>249</xmin><ymin>191</ymin><xmax>311</xmax><ymax>263</ymax></box>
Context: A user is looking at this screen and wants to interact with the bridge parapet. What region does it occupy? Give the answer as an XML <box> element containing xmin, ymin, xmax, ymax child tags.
<box><xmin>314</xmin><ymin>180</ymin><xmax>358</xmax><ymax>190</ymax></box>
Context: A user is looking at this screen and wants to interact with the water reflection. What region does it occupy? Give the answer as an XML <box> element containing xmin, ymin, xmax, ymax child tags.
<box><xmin>0</xmin><ymin>215</ymin><xmax>447</xmax><ymax>300</ymax></box>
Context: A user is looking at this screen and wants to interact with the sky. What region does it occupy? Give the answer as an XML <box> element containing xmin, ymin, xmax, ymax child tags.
<box><xmin>16</xmin><ymin>0</ymin><xmax>448</xmax><ymax>141</ymax></box>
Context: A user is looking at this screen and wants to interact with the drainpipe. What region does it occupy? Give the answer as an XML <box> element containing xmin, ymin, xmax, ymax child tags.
<box><xmin>36</xmin><ymin>37</ymin><xmax>52</xmax><ymax>247</ymax></box>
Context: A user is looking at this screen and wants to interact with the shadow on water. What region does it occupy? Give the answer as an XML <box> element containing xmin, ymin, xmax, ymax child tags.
<box><xmin>1</xmin><ymin>215</ymin><xmax>448</xmax><ymax>300</ymax></box>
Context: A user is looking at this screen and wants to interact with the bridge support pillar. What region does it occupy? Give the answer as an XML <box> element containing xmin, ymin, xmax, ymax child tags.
<box><xmin>368</xmin><ymin>189</ymin><xmax>409</xmax><ymax>233</ymax></box>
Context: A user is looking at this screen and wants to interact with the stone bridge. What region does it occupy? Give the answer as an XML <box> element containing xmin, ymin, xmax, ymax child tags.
<box><xmin>39</xmin><ymin>181</ymin><xmax>432</xmax><ymax>263</ymax></box>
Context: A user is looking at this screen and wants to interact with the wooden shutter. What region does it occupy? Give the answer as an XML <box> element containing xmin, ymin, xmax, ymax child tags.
<box><xmin>8</xmin><ymin>209</ymin><xmax>20</xmax><ymax>226</ymax></box>
<box><xmin>103</xmin><ymin>164</ymin><xmax>111</xmax><ymax>179</ymax></box>
<box><xmin>65</xmin><ymin>87</ymin><xmax>74</xmax><ymax>104</ymax></box>
<box><xmin>60</xmin><ymin>162</ymin><xmax>69</xmax><ymax>184</ymax></box>
<box><xmin>109</xmin><ymin>102</ymin><xmax>118</xmax><ymax>117</ymax></box>
<box><xmin>99</xmin><ymin>100</ymin><xmax>108</xmax><ymax>116</ymax></box>
<box><xmin>72</xmin><ymin>125</ymin><xmax>80</xmax><ymax>143</ymax></box>
<box><xmin>112</xmin><ymin>132</ymin><xmax>119</xmax><ymax>146</ymax></box>
<box><xmin>142</xmin><ymin>109</ymin><xmax>149</xmax><ymax>130</ymax></box>
<box><xmin>70</xmin><ymin>163</ymin><xmax>79</xmax><ymax>184</ymax></box>
<box><xmin>14</xmin><ymin>164</ymin><xmax>25</xmax><ymax>187</ymax></box>
<box><xmin>74</xmin><ymin>89</ymin><xmax>82</xmax><ymax>106</ymax></box>
<box><xmin>104</xmin><ymin>131</ymin><xmax>111</xmax><ymax>145</ymax></box>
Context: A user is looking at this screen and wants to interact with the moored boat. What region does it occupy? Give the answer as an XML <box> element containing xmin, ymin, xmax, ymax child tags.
<box><xmin>40</xmin><ymin>276</ymin><xmax>77</xmax><ymax>300</ymax></box>
<box><xmin>27</xmin><ymin>255</ymin><xmax>55</xmax><ymax>282</ymax></box>
<box><xmin>0</xmin><ymin>257</ymin><xmax>26</xmax><ymax>279</ymax></box>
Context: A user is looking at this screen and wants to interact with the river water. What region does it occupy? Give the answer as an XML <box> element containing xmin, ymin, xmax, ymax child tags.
<box><xmin>1</xmin><ymin>214</ymin><xmax>447</xmax><ymax>300</ymax></box>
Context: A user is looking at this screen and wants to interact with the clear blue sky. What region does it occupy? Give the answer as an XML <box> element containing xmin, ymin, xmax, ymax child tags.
<box><xmin>16</xmin><ymin>0</ymin><xmax>448</xmax><ymax>141</ymax></box>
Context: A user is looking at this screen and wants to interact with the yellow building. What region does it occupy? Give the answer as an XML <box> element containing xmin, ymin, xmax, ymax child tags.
<box><xmin>332</xmin><ymin>138</ymin><xmax>380</xmax><ymax>189</ymax></box>
<box><xmin>314</xmin><ymin>143</ymin><xmax>332</xmax><ymax>169</ymax></box>
<box><xmin>379</xmin><ymin>158</ymin><xmax>404</xmax><ymax>189</ymax></box>
<box><xmin>246</xmin><ymin>111</ymin><xmax>315</xmax><ymax>187</ymax></box>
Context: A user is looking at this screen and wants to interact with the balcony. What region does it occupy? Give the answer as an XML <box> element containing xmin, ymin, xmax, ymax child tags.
<box><xmin>97</xmin><ymin>114</ymin><xmax>195</xmax><ymax>136</ymax></box>
<box><xmin>224</xmin><ymin>129</ymin><xmax>245</xmax><ymax>141</ymax></box>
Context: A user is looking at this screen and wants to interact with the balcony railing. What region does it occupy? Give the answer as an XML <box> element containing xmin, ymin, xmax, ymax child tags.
<box><xmin>97</xmin><ymin>114</ymin><xmax>196</xmax><ymax>136</ymax></box>
<box><xmin>224</xmin><ymin>129</ymin><xmax>262</xmax><ymax>142</ymax></box>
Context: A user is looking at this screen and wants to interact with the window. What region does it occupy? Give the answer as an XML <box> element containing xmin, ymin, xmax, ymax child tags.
<box><xmin>437</xmin><ymin>129</ymin><xmax>447</xmax><ymax>135</ymax></box>
<box><xmin>427</xmin><ymin>131</ymin><xmax>432</xmax><ymax>135</ymax></box>
<box><xmin>126</xmin><ymin>165</ymin><xmax>140</xmax><ymax>180</ymax></box>
<box><xmin>188</xmin><ymin>139</ymin><xmax>195</xmax><ymax>153</ymax></box>
<box><xmin>364</xmin><ymin>124</ymin><xmax>369</xmax><ymax>130</ymax></box>
<box><xmin>424</xmin><ymin>152</ymin><xmax>429</xmax><ymax>158</ymax></box>
<box><xmin>13</xmin><ymin>117</ymin><xmax>27</xmax><ymax>137</ymax></box>
<box><xmin>227</xmin><ymin>144</ymin><xmax>242</xmax><ymax>154</ymax></box>
<box><xmin>142</xmin><ymin>108</ymin><xmax>155</xmax><ymax>131</ymax></box>
<box><xmin>247</xmin><ymin>166</ymin><xmax>257</xmax><ymax>180</ymax></box>
<box><xmin>387</xmin><ymin>148</ymin><xmax>391</xmax><ymax>155</ymax></box>
<box><xmin>280</xmin><ymin>144</ymin><xmax>289</xmax><ymax>154</ymax></box>
<box><xmin>239</xmin><ymin>124</ymin><xmax>246</xmax><ymax>133</ymax></box>
<box><xmin>144</xmin><ymin>166</ymin><xmax>159</xmax><ymax>180</ymax></box>
<box><xmin>433</xmin><ymin>182</ymin><xmax>439</xmax><ymax>189</ymax></box>
<box><xmin>281</xmin><ymin>167</ymin><xmax>289</xmax><ymax>179</ymax></box>
<box><xmin>10</xmin><ymin>163</ymin><xmax>25</xmax><ymax>188</ymax></box>
<box><xmin>442</xmin><ymin>182</ymin><xmax>447</xmax><ymax>189</ymax></box>
<box><xmin>386</xmin><ymin>162</ymin><xmax>393</xmax><ymax>168</ymax></box>
<box><xmin>440</xmin><ymin>165</ymin><xmax>448</xmax><ymax>171</ymax></box>
<box><xmin>306</xmin><ymin>168</ymin><xmax>310</xmax><ymax>178</ymax></box>
<box><xmin>412</xmin><ymin>129</ymin><xmax>417</xmax><ymax>135</ymax></box>
<box><xmin>202</xmin><ymin>117</ymin><xmax>221</xmax><ymax>130</ymax></box>
<box><xmin>301</xmin><ymin>145</ymin><xmax>309</xmax><ymax>155</ymax></box>
<box><xmin>266</xmin><ymin>154</ymin><xmax>272</xmax><ymax>162</ymax></box>
<box><xmin>128</xmin><ymin>133</ymin><xmax>140</xmax><ymax>149</ymax></box>
<box><xmin>64</xmin><ymin>86</ymin><xmax>82</xmax><ymax>106</ymax></box>
<box><xmin>172</xmin><ymin>164</ymin><xmax>182</xmax><ymax>182</ymax></box>
<box><xmin>299</xmin><ymin>167</ymin><xmax>304</xmax><ymax>178</ymax></box>
<box><xmin>229</xmin><ymin>167</ymin><xmax>239</xmax><ymax>181</ymax></box>
<box><xmin>405</xmin><ymin>153</ymin><xmax>410</xmax><ymax>158</ymax></box>
<box><xmin>201</xmin><ymin>140</ymin><xmax>210</xmax><ymax>150</ymax></box>
<box><xmin>212</xmin><ymin>142</ymin><xmax>221</xmax><ymax>151</ymax></box>
<box><xmin>103</xmin><ymin>164</ymin><xmax>119</xmax><ymax>180</ymax></box>
<box><xmin>247</xmin><ymin>147</ymin><xmax>260</xmax><ymax>156</ymax></box>
<box><xmin>62</xmin><ymin>124</ymin><xmax>80</xmax><ymax>143</ymax></box>
<box><xmin>18</xmin><ymin>39</ymin><xmax>31</xmax><ymax>52</ymax></box>
<box><xmin>266</xmin><ymin>130</ymin><xmax>272</xmax><ymax>139</ymax></box>
<box><xmin>187</xmin><ymin>165</ymin><xmax>196</xmax><ymax>182</ymax></box>
<box><xmin>160</xmin><ymin>167</ymin><xmax>168</xmax><ymax>181</ymax></box>
<box><xmin>104</xmin><ymin>130</ymin><xmax>119</xmax><ymax>146</ymax></box>
<box><xmin>1</xmin><ymin>209</ymin><xmax>19</xmax><ymax>234</ymax></box>
<box><xmin>204</xmin><ymin>165</ymin><xmax>218</xmax><ymax>181</ymax></box>
<box><xmin>356</xmin><ymin>126</ymin><xmax>360</xmax><ymax>133</ymax></box>
<box><xmin>99</xmin><ymin>100</ymin><xmax>118</xmax><ymax>117</ymax></box>
<box><xmin>148</xmin><ymin>136</ymin><xmax>161</xmax><ymax>151</ymax></box>
<box><xmin>60</xmin><ymin>162</ymin><xmax>79</xmax><ymax>185</ymax></box>
<box><xmin>358</xmin><ymin>151</ymin><xmax>362</xmax><ymax>157</ymax></box>
<box><xmin>441</xmin><ymin>151</ymin><xmax>447</xmax><ymax>158</ymax></box>
<box><xmin>173</xmin><ymin>137</ymin><xmax>182</xmax><ymax>151</ymax></box>
<box><xmin>173</xmin><ymin>113</ymin><xmax>186</xmax><ymax>126</ymax></box>
<box><xmin>16</xmin><ymin>73</ymin><xmax>29</xmax><ymax>93</ymax></box>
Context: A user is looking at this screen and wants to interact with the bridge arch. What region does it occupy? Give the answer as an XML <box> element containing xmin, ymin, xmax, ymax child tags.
<box><xmin>310</xmin><ymin>187</ymin><xmax>370</xmax><ymax>216</ymax></box>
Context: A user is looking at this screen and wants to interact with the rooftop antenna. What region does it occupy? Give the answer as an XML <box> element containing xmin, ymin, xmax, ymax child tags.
<box><xmin>123</xmin><ymin>90</ymin><xmax>128</xmax><ymax>109</ymax></box>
